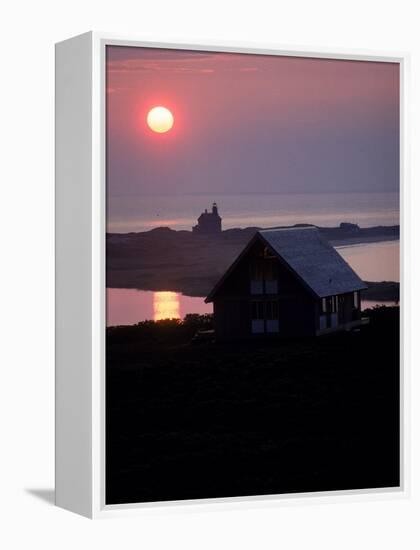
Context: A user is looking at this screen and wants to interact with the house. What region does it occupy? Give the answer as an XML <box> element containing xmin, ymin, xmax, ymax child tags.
<box><xmin>205</xmin><ymin>226</ymin><xmax>367</xmax><ymax>340</ymax></box>
<box><xmin>340</xmin><ymin>222</ymin><xmax>360</xmax><ymax>233</ymax></box>
<box><xmin>192</xmin><ymin>203</ymin><xmax>222</xmax><ymax>234</ymax></box>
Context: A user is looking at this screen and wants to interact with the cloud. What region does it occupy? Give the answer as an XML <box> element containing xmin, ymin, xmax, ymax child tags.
<box><xmin>106</xmin><ymin>86</ymin><xmax>131</xmax><ymax>94</ymax></box>
<box><xmin>106</xmin><ymin>45</ymin><xmax>217</xmax><ymax>63</ymax></box>
<box><xmin>106</xmin><ymin>47</ymin><xmax>262</xmax><ymax>75</ymax></box>
<box><xmin>107</xmin><ymin>58</ymin><xmax>216</xmax><ymax>75</ymax></box>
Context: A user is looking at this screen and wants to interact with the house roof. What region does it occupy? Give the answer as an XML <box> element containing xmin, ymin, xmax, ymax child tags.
<box><xmin>205</xmin><ymin>226</ymin><xmax>367</xmax><ymax>302</ymax></box>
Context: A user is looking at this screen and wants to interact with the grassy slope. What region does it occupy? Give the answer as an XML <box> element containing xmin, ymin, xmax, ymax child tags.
<box><xmin>106</xmin><ymin>307</ymin><xmax>400</xmax><ymax>505</ymax></box>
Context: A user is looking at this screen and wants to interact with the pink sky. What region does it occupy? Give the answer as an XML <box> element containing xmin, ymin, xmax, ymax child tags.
<box><xmin>106</xmin><ymin>46</ymin><xmax>399</xmax><ymax>199</ymax></box>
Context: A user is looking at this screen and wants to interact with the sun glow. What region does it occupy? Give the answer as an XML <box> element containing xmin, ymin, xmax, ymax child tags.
<box><xmin>147</xmin><ymin>106</ymin><xmax>174</xmax><ymax>133</ymax></box>
<box><xmin>153</xmin><ymin>291</ymin><xmax>180</xmax><ymax>321</ymax></box>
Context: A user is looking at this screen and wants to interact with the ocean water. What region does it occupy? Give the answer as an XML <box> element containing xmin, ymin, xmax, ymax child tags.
<box><xmin>107</xmin><ymin>191</ymin><xmax>399</xmax><ymax>233</ymax></box>
<box><xmin>337</xmin><ymin>240</ymin><xmax>399</xmax><ymax>282</ymax></box>
<box><xmin>106</xmin><ymin>240</ymin><xmax>399</xmax><ymax>326</ymax></box>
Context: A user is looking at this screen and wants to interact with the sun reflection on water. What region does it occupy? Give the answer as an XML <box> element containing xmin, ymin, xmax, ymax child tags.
<box><xmin>153</xmin><ymin>291</ymin><xmax>181</xmax><ymax>321</ymax></box>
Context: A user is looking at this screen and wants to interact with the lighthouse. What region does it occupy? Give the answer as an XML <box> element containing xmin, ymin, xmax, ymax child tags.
<box><xmin>192</xmin><ymin>202</ymin><xmax>222</xmax><ymax>234</ymax></box>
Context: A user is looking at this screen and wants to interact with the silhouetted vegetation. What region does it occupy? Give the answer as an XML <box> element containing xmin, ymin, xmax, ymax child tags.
<box><xmin>106</xmin><ymin>306</ymin><xmax>399</xmax><ymax>505</ymax></box>
<box><xmin>107</xmin><ymin>313</ymin><xmax>213</xmax><ymax>351</ymax></box>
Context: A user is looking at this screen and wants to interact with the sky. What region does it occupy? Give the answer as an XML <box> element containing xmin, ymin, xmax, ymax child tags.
<box><xmin>106</xmin><ymin>46</ymin><xmax>399</xmax><ymax>199</ymax></box>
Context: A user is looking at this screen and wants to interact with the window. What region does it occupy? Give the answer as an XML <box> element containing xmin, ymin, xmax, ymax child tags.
<box><xmin>264</xmin><ymin>261</ymin><xmax>276</xmax><ymax>281</ymax></box>
<box><xmin>251</xmin><ymin>301</ymin><xmax>279</xmax><ymax>333</ymax></box>
<box><xmin>321</xmin><ymin>296</ymin><xmax>338</xmax><ymax>313</ymax></box>
<box><xmin>250</xmin><ymin>262</ymin><xmax>263</xmax><ymax>281</ymax></box>
<box><xmin>263</xmin><ymin>246</ymin><xmax>276</xmax><ymax>259</ymax></box>
<box><xmin>250</xmin><ymin>262</ymin><xmax>264</xmax><ymax>295</ymax></box>
<box><xmin>250</xmin><ymin>260</ymin><xmax>278</xmax><ymax>294</ymax></box>
<box><xmin>320</xmin><ymin>296</ymin><xmax>339</xmax><ymax>331</ymax></box>
<box><xmin>251</xmin><ymin>301</ymin><xmax>264</xmax><ymax>320</ymax></box>
<box><xmin>251</xmin><ymin>301</ymin><xmax>264</xmax><ymax>334</ymax></box>
<box><xmin>251</xmin><ymin>301</ymin><xmax>279</xmax><ymax>320</ymax></box>
<box><xmin>264</xmin><ymin>261</ymin><xmax>278</xmax><ymax>294</ymax></box>
<box><xmin>353</xmin><ymin>291</ymin><xmax>359</xmax><ymax>309</ymax></box>
<box><xmin>266</xmin><ymin>300</ymin><xmax>279</xmax><ymax>332</ymax></box>
<box><xmin>266</xmin><ymin>300</ymin><xmax>279</xmax><ymax>320</ymax></box>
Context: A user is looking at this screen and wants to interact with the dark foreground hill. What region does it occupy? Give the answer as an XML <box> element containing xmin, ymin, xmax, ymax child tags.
<box><xmin>106</xmin><ymin>306</ymin><xmax>400</xmax><ymax>505</ymax></box>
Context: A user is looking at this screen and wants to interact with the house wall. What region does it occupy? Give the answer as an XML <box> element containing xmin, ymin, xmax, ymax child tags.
<box><xmin>213</xmin><ymin>240</ymin><xmax>318</xmax><ymax>340</ymax></box>
<box><xmin>213</xmin><ymin>299</ymin><xmax>251</xmax><ymax>340</ymax></box>
<box><xmin>315</xmin><ymin>291</ymin><xmax>362</xmax><ymax>332</ymax></box>
<box><xmin>340</xmin><ymin>291</ymin><xmax>361</xmax><ymax>323</ymax></box>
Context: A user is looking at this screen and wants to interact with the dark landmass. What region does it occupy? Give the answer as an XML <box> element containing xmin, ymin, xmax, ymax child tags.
<box><xmin>106</xmin><ymin>306</ymin><xmax>400</xmax><ymax>505</ymax></box>
<box><xmin>363</xmin><ymin>281</ymin><xmax>400</xmax><ymax>302</ymax></box>
<box><xmin>107</xmin><ymin>224</ymin><xmax>399</xmax><ymax>300</ymax></box>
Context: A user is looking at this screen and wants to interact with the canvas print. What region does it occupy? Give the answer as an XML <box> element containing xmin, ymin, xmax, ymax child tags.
<box><xmin>105</xmin><ymin>46</ymin><xmax>400</xmax><ymax>505</ymax></box>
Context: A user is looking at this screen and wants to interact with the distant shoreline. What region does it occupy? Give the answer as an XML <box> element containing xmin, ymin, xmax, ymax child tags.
<box><xmin>108</xmin><ymin>223</ymin><xmax>399</xmax><ymax>245</ymax></box>
<box><xmin>331</xmin><ymin>235</ymin><xmax>399</xmax><ymax>247</ymax></box>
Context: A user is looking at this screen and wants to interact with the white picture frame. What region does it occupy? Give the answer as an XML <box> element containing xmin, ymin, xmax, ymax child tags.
<box><xmin>55</xmin><ymin>31</ymin><xmax>409</xmax><ymax>519</ymax></box>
